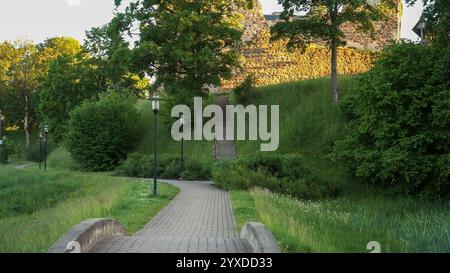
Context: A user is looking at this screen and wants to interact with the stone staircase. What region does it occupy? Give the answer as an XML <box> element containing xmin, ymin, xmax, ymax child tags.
<box><xmin>213</xmin><ymin>96</ymin><xmax>237</xmax><ymax>161</ymax></box>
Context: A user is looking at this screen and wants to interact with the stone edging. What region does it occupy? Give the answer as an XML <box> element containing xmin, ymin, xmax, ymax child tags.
<box><xmin>48</xmin><ymin>218</ymin><xmax>126</xmax><ymax>253</ymax></box>
<box><xmin>240</xmin><ymin>222</ymin><xmax>281</xmax><ymax>253</ymax></box>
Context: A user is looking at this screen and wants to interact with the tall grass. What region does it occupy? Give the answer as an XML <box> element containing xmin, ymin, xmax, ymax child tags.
<box><xmin>234</xmin><ymin>77</ymin><xmax>359</xmax><ymax>194</ymax></box>
<box><xmin>236</xmin><ymin>77</ymin><xmax>358</xmax><ymax>155</ymax></box>
<box><xmin>248</xmin><ymin>188</ymin><xmax>449</xmax><ymax>253</ymax></box>
<box><xmin>0</xmin><ymin>166</ymin><xmax>178</xmax><ymax>252</ymax></box>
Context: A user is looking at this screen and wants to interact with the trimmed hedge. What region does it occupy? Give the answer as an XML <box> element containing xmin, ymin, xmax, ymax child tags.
<box><xmin>212</xmin><ymin>153</ymin><xmax>341</xmax><ymax>199</ymax></box>
<box><xmin>117</xmin><ymin>153</ymin><xmax>211</xmax><ymax>180</ymax></box>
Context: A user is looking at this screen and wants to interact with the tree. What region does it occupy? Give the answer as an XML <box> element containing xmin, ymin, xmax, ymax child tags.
<box><xmin>38</xmin><ymin>53</ymin><xmax>107</xmax><ymax>142</ymax></box>
<box><xmin>271</xmin><ymin>0</ymin><xmax>391</xmax><ymax>102</ymax></box>
<box><xmin>405</xmin><ymin>0</ymin><xmax>449</xmax><ymax>45</ymax></box>
<box><xmin>0</xmin><ymin>37</ymin><xmax>81</xmax><ymax>148</ymax></box>
<box><xmin>111</xmin><ymin>0</ymin><xmax>252</xmax><ymax>100</ymax></box>
<box><xmin>84</xmin><ymin>24</ymin><xmax>149</xmax><ymax>97</ymax></box>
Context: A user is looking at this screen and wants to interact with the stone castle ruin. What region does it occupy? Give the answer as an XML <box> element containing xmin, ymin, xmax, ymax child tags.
<box><xmin>221</xmin><ymin>0</ymin><xmax>402</xmax><ymax>89</ymax></box>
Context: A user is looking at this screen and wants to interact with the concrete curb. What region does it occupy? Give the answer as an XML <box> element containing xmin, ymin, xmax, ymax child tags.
<box><xmin>48</xmin><ymin>218</ymin><xmax>126</xmax><ymax>253</ymax></box>
<box><xmin>240</xmin><ymin>222</ymin><xmax>280</xmax><ymax>253</ymax></box>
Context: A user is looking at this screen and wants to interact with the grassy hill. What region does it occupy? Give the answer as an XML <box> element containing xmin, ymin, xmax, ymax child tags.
<box><xmin>228</xmin><ymin>77</ymin><xmax>450</xmax><ymax>253</ymax></box>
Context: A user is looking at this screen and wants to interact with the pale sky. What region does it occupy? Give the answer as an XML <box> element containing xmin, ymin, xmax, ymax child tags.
<box><xmin>0</xmin><ymin>0</ymin><xmax>423</xmax><ymax>43</ymax></box>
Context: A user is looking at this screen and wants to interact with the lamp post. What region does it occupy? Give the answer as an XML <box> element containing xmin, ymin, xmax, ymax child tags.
<box><xmin>0</xmin><ymin>136</ymin><xmax>6</xmax><ymax>164</ymax></box>
<box><xmin>39</xmin><ymin>132</ymin><xmax>43</xmax><ymax>169</ymax></box>
<box><xmin>44</xmin><ymin>125</ymin><xmax>48</xmax><ymax>171</ymax></box>
<box><xmin>152</xmin><ymin>96</ymin><xmax>160</xmax><ymax>196</ymax></box>
<box><xmin>180</xmin><ymin>113</ymin><xmax>184</xmax><ymax>180</ymax></box>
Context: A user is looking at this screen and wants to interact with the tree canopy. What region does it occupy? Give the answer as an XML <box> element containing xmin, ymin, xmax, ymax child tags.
<box><xmin>111</xmin><ymin>0</ymin><xmax>253</xmax><ymax>100</ymax></box>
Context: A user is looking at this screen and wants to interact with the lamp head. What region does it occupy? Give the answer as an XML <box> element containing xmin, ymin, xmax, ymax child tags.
<box><xmin>152</xmin><ymin>96</ymin><xmax>160</xmax><ymax>113</ymax></box>
<box><xmin>44</xmin><ymin>125</ymin><xmax>49</xmax><ymax>133</ymax></box>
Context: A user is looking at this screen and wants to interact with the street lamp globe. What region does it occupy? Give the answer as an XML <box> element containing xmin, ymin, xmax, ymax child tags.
<box><xmin>152</xmin><ymin>96</ymin><xmax>160</xmax><ymax>113</ymax></box>
<box><xmin>44</xmin><ymin>125</ymin><xmax>49</xmax><ymax>134</ymax></box>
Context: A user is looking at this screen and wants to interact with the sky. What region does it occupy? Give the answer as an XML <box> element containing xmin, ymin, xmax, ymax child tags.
<box><xmin>0</xmin><ymin>0</ymin><xmax>423</xmax><ymax>43</ymax></box>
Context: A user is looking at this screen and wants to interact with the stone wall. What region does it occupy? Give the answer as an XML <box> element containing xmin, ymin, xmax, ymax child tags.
<box><xmin>221</xmin><ymin>0</ymin><xmax>401</xmax><ymax>89</ymax></box>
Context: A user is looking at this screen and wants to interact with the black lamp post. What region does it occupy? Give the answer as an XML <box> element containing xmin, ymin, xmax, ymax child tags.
<box><xmin>39</xmin><ymin>132</ymin><xmax>43</xmax><ymax>169</ymax></box>
<box><xmin>180</xmin><ymin>113</ymin><xmax>184</xmax><ymax>180</ymax></box>
<box><xmin>44</xmin><ymin>125</ymin><xmax>48</xmax><ymax>171</ymax></box>
<box><xmin>152</xmin><ymin>96</ymin><xmax>160</xmax><ymax>196</ymax></box>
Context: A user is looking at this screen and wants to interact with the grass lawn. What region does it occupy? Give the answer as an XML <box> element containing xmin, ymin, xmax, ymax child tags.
<box><xmin>231</xmin><ymin>189</ymin><xmax>450</xmax><ymax>253</ymax></box>
<box><xmin>0</xmin><ymin>166</ymin><xmax>179</xmax><ymax>253</ymax></box>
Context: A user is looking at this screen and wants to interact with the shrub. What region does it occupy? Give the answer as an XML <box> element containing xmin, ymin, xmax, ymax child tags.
<box><xmin>117</xmin><ymin>153</ymin><xmax>211</xmax><ymax>180</ymax></box>
<box><xmin>333</xmin><ymin>42</ymin><xmax>450</xmax><ymax>198</ymax></box>
<box><xmin>47</xmin><ymin>147</ymin><xmax>79</xmax><ymax>170</ymax></box>
<box><xmin>65</xmin><ymin>92</ymin><xmax>143</xmax><ymax>171</ymax></box>
<box><xmin>212</xmin><ymin>153</ymin><xmax>341</xmax><ymax>199</ymax></box>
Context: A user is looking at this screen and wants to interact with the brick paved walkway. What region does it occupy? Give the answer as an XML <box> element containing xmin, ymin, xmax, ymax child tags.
<box><xmin>90</xmin><ymin>180</ymin><xmax>252</xmax><ymax>253</ymax></box>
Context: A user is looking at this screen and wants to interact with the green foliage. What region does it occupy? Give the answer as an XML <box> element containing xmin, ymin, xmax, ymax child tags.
<box><xmin>47</xmin><ymin>147</ymin><xmax>79</xmax><ymax>170</ymax></box>
<box><xmin>111</xmin><ymin>0</ymin><xmax>253</xmax><ymax>98</ymax></box>
<box><xmin>0</xmin><ymin>38</ymin><xmax>82</xmax><ymax>147</ymax></box>
<box><xmin>272</xmin><ymin>0</ymin><xmax>389</xmax><ymax>48</ymax></box>
<box><xmin>65</xmin><ymin>92</ymin><xmax>143</xmax><ymax>171</ymax></box>
<box><xmin>117</xmin><ymin>152</ymin><xmax>211</xmax><ymax>180</ymax></box>
<box><xmin>212</xmin><ymin>153</ymin><xmax>341</xmax><ymax>199</ymax></box>
<box><xmin>232</xmin><ymin>76</ymin><xmax>256</xmax><ymax>105</ymax></box>
<box><xmin>333</xmin><ymin>42</ymin><xmax>450</xmax><ymax>198</ymax></box>
<box><xmin>38</xmin><ymin>54</ymin><xmax>106</xmax><ymax>142</ymax></box>
<box><xmin>406</xmin><ymin>0</ymin><xmax>450</xmax><ymax>45</ymax></box>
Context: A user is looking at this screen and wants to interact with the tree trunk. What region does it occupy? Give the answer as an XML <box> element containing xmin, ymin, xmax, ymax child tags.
<box><xmin>331</xmin><ymin>40</ymin><xmax>339</xmax><ymax>103</ymax></box>
<box><xmin>24</xmin><ymin>96</ymin><xmax>31</xmax><ymax>149</ymax></box>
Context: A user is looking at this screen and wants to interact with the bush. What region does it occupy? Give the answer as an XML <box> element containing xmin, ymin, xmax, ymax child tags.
<box><xmin>333</xmin><ymin>42</ymin><xmax>450</xmax><ymax>198</ymax></box>
<box><xmin>212</xmin><ymin>153</ymin><xmax>341</xmax><ymax>199</ymax></box>
<box><xmin>65</xmin><ymin>92</ymin><xmax>143</xmax><ymax>171</ymax></box>
<box><xmin>117</xmin><ymin>153</ymin><xmax>211</xmax><ymax>180</ymax></box>
<box><xmin>47</xmin><ymin>147</ymin><xmax>79</xmax><ymax>170</ymax></box>
<box><xmin>232</xmin><ymin>76</ymin><xmax>256</xmax><ymax>105</ymax></box>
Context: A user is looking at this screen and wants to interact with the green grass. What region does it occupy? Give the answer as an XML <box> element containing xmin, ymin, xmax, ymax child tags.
<box><xmin>0</xmin><ymin>166</ymin><xmax>179</xmax><ymax>253</ymax></box>
<box><xmin>234</xmin><ymin>77</ymin><xmax>359</xmax><ymax>192</ymax></box>
<box><xmin>229</xmin><ymin>77</ymin><xmax>450</xmax><ymax>253</ymax></box>
<box><xmin>231</xmin><ymin>189</ymin><xmax>449</xmax><ymax>253</ymax></box>
<box><xmin>229</xmin><ymin>191</ymin><xmax>260</xmax><ymax>231</ymax></box>
<box><xmin>135</xmin><ymin>100</ymin><xmax>214</xmax><ymax>169</ymax></box>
